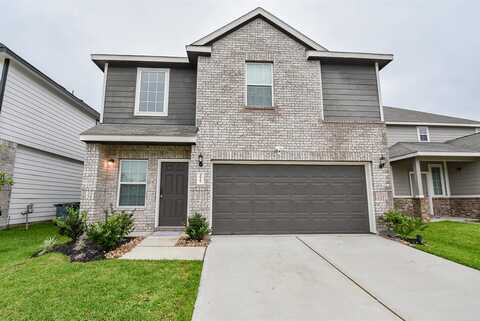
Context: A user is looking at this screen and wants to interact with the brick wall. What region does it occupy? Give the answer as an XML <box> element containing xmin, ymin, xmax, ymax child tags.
<box><xmin>189</xmin><ymin>17</ymin><xmax>393</xmax><ymax>231</ymax></box>
<box><xmin>0</xmin><ymin>139</ymin><xmax>16</xmax><ymax>228</ymax></box>
<box><xmin>80</xmin><ymin>143</ymin><xmax>191</xmax><ymax>232</ymax></box>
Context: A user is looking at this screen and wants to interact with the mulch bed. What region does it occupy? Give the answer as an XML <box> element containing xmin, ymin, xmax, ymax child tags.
<box><xmin>42</xmin><ymin>236</ymin><xmax>144</xmax><ymax>262</ymax></box>
<box><xmin>175</xmin><ymin>235</ymin><xmax>209</xmax><ymax>247</ymax></box>
<box><xmin>105</xmin><ymin>237</ymin><xmax>144</xmax><ymax>259</ymax></box>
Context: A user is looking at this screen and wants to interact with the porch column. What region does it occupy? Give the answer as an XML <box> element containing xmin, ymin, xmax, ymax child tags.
<box><xmin>414</xmin><ymin>158</ymin><xmax>424</xmax><ymax>197</ymax></box>
<box><xmin>443</xmin><ymin>160</ymin><xmax>451</xmax><ymax>196</ymax></box>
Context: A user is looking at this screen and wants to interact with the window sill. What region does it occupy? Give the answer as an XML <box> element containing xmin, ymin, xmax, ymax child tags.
<box><xmin>134</xmin><ymin>112</ymin><xmax>168</xmax><ymax>117</ymax></box>
<box><xmin>242</xmin><ymin>106</ymin><xmax>277</xmax><ymax>112</ymax></box>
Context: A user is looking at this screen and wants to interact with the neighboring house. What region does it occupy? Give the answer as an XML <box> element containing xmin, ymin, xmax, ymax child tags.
<box><xmin>384</xmin><ymin>106</ymin><xmax>480</xmax><ymax>220</ymax></box>
<box><xmin>80</xmin><ymin>7</ymin><xmax>394</xmax><ymax>234</ymax></box>
<box><xmin>0</xmin><ymin>43</ymin><xmax>99</xmax><ymax>228</ymax></box>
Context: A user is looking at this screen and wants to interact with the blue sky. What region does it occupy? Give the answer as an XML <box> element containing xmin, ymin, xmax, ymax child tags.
<box><xmin>2</xmin><ymin>0</ymin><xmax>479</xmax><ymax>120</ymax></box>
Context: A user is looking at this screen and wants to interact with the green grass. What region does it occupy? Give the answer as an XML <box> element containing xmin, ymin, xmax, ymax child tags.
<box><xmin>414</xmin><ymin>221</ymin><xmax>480</xmax><ymax>270</ymax></box>
<box><xmin>0</xmin><ymin>223</ymin><xmax>202</xmax><ymax>321</ymax></box>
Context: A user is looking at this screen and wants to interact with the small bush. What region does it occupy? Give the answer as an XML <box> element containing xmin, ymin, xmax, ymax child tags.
<box><xmin>54</xmin><ymin>207</ymin><xmax>87</xmax><ymax>241</ymax></box>
<box><xmin>33</xmin><ymin>236</ymin><xmax>57</xmax><ymax>257</ymax></box>
<box><xmin>185</xmin><ymin>213</ymin><xmax>210</xmax><ymax>241</ymax></box>
<box><xmin>87</xmin><ymin>211</ymin><xmax>134</xmax><ymax>251</ymax></box>
<box><xmin>383</xmin><ymin>210</ymin><xmax>425</xmax><ymax>239</ymax></box>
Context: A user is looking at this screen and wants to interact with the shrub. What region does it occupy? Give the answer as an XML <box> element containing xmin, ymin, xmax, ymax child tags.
<box><xmin>383</xmin><ymin>210</ymin><xmax>425</xmax><ymax>239</ymax></box>
<box><xmin>185</xmin><ymin>213</ymin><xmax>210</xmax><ymax>241</ymax></box>
<box><xmin>33</xmin><ymin>237</ymin><xmax>58</xmax><ymax>257</ymax></box>
<box><xmin>54</xmin><ymin>207</ymin><xmax>87</xmax><ymax>241</ymax></box>
<box><xmin>0</xmin><ymin>171</ymin><xmax>14</xmax><ymax>191</ymax></box>
<box><xmin>87</xmin><ymin>211</ymin><xmax>134</xmax><ymax>251</ymax></box>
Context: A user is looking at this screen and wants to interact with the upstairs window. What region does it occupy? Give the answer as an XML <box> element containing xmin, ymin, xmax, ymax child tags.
<box><xmin>246</xmin><ymin>62</ymin><xmax>273</xmax><ymax>107</ymax></box>
<box><xmin>417</xmin><ymin>126</ymin><xmax>430</xmax><ymax>142</ymax></box>
<box><xmin>134</xmin><ymin>68</ymin><xmax>170</xmax><ymax>116</ymax></box>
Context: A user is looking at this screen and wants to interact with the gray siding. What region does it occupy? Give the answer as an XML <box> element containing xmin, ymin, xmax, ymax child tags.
<box><xmin>391</xmin><ymin>160</ymin><xmax>413</xmax><ymax>196</ymax></box>
<box><xmin>102</xmin><ymin>66</ymin><xmax>196</xmax><ymax>125</ymax></box>
<box><xmin>321</xmin><ymin>63</ymin><xmax>381</xmax><ymax>121</ymax></box>
<box><xmin>448</xmin><ymin>161</ymin><xmax>480</xmax><ymax>195</ymax></box>
<box><xmin>8</xmin><ymin>146</ymin><xmax>83</xmax><ymax>225</ymax></box>
<box><xmin>0</xmin><ymin>62</ymin><xmax>97</xmax><ymax>161</ymax></box>
<box><xmin>387</xmin><ymin>125</ymin><xmax>476</xmax><ymax>146</ymax></box>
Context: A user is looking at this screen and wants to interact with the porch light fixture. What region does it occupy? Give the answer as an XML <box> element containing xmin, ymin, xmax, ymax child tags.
<box><xmin>198</xmin><ymin>154</ymin><xmax>204</xmax><ymax>167</ymax></box>
<box><xmin>379</xmin><ymin>156</ymin><xmax>386</xmax><ymax>169</ymax></box>
<box><xmin>107</xmin><ymin>159</ymin><xmax>115</xmax><ymax>166</ymax></box>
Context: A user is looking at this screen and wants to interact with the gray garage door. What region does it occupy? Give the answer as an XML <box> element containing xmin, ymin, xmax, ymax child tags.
<box><xmin>212</xmin><ymin>164</ymin><xmax>370</xmax><ymax>234</ymax></box>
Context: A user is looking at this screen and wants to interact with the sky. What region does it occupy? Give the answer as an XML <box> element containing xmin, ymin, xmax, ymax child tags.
<box><xmin>1</xmin><ymin>0</ymin><xmax>479</xmax><ymax>120</ymax></box>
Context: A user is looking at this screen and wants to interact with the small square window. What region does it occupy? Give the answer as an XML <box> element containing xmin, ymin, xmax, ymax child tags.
<box><xmin>417</xmin><ymin>126</ymin><xmax>430</xmax><ymax>142</ymax></box>
<box><xmin>135</xmin><ymin>68</ymin><xmax>169</xmax><ymax>116</ymax></box>
<box><xmin>246</xmin><ymin>62</ymin><xmax>273</xmax><ymax>107</ymax></box>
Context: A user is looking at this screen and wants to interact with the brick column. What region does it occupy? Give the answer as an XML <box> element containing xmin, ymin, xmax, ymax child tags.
<box><xmin>80</xmin><ymin>143</ymin><xmax>107</xmax><ymax>223</ymax></box>
<box><xmin>0</xmin><ymin>139</ymin><xmax>16</xmax><ymax>229</ymax></box>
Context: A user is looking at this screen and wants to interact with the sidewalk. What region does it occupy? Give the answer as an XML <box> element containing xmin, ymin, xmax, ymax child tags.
<box><xmin>121</xmin><ymin>231</ymin><xmax>206</xmax><ymax>261</ymax></box>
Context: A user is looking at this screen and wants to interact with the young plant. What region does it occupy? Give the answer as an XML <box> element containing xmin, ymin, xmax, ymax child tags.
<box><xmin>35</xmin><ymin>236</ymin><xmax>57</xmax><ymax>257</ymax></box>
<box><xmin>383</xmin><ymin>210</ymin><xmax>425</xmax><ymax>239</ymax></box>
<box><xmin>54</xmin><ymin>207</ymin><xmax>87</xmax><ymax>242</ymax></box>
<box><xmin>87</xmin><ymin>211</ymin><xmax>134</xmax><ymax>251</ymax></box>
<box><xmin>0</xmin><ymin>171</ymin><xmax>14</xmax><ymax>191</ymax></box>
<box><xmin>185</xmin><ymin>213</ymin><xmax>210</xmax><ymax>241</ymax></box>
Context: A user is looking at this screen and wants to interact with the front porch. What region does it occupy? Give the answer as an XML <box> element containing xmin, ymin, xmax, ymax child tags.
<box><xmin>390</xmin><ymin>145</ymin><xmax>480</xmax><ymax>220</ymax></box>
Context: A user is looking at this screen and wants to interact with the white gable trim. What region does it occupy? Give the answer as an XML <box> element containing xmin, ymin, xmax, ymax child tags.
<box><xmin>190</xmin><ymin>7</ymin><xmax>327</xmax><ymax>51</ymax></box>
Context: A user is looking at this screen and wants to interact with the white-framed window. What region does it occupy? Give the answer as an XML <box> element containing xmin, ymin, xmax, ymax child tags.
<box><xmin>134</xmin><ymin>68</ymin><xmax>170</xmax><ymax>116</ymax></box>
<box><xmin>117</xmin><ymin>160</ymin><xmax>148</xmax><ymax>207</ymax></box>
<box><xmin>246</xmin><ymin>62</ymin><xmax>273</xmax><ymax>107</ymax></box>
<box><xmin>429</xmin><ymin>164</ymin><xmax>446</xmax><ymax>196</ymax></box>
<box><xmin>417</xmin><ymin>126</ymin><xmax>430</xmax><ymax>142</ymax></box>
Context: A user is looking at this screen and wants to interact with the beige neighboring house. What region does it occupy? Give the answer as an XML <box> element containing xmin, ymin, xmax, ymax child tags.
<box><xmin>0</xmin><ymin>43</ymin><xmax>99</xmax><ymax>229</ymax></box>
<box><xmin>79</xmin><ymin>7</ymin><xmax>480</xmax><ymax>235</ymax></box>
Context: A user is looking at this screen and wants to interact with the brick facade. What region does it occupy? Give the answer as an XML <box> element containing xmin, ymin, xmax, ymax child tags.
<box><xmin>0</xmin><ymin>139</ymin><xmax>16</xmax><ymax>228</ymax></box>
<box><xmin>81</xmin><ymin>17</ymin><xmax>395</xmax><ymax>233</ymax></box>
<box><xmin>189</xmin><ymin>18</ymin><xmax>393</xmax><ymax>230</ymax></box>
<box><xmin>393</xmin><ymin>197</ymin><xmax>430</xmax><ymax>221</ymax></box>
<box><xmin>80</xmin><ymin>143</ymin><xmax>191</xmax><ymax>232</ymax></box>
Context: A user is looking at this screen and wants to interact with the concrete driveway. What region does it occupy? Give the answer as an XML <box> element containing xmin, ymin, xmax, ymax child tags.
<box><xmin>192</xmin><ymin>235</ymin><xmax>480</xmax><ymax>321</ymax></box>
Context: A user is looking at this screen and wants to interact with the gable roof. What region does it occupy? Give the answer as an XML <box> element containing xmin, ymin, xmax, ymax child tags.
<box><xmin>190</xmin><ymin>7</ymin><xmax>327</xmax><ymax>51</ymax></box>
<box><xmin>384</xmin><ymin>106</ymin><xmax>480</xmax><ymax>126</ymax></box>
<box><xmin>0</xmin><ymin>43</ymin><xmax>99</xmax><ymax>120</ymax></box>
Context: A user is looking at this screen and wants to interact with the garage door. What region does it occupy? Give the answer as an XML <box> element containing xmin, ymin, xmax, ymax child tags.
<box><xmin>212</xmin><ymin>164</ymin><xmax>370</xmax><ymax>234</ymax></box>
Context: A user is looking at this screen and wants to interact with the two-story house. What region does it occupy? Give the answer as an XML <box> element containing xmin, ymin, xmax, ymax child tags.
<box><xmin>80</xmin><ymin>7</ymin><xmax>480</xmax><ymax>234</ymax></box>
<box><xmin>0</xmin><ymin>43</ymin><xmax>99</xmax><ymax>228</ymax></box>
<box><xmin>80</xmin><ymin>8</ymin><xmax>393</xmax><ymax>234</ymax></box>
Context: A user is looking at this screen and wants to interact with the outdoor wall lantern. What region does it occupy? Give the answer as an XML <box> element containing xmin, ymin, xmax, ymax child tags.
<box><xmin>198</xmin><ymin>154</ymin><xmax>204</xmax><ymax>167</ymax></box>
<box><xmin>107</xmin><ymin>159</ymin><xmax>115</xmax><ymax>166</ymax></box>
<box><xmin>379</xmin><ymin>156</ymin><xmax>386</xmax><ymax>169</ymax></box>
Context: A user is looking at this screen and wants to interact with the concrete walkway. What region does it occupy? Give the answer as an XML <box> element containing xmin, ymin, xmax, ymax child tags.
<box><xmin>121</xmin><ymin>232</ymin><xmax>205</xmax><ymax>261</ymax></box>
<box><xmin>192</xmin><ymin>235</ymin><xmax>480</xmax><ymax>321</ymax></box>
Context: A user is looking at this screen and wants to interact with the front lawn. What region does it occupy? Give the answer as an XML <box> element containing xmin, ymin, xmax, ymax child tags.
<box><xmin>0</xmin><ymin>223</ymin><xmax>202</xmax><ymax>321</ymax></box>
<box><xmin>414</xmin><ymin>221</ymin><xmax>480</xmax><ymax>270</ymax></box>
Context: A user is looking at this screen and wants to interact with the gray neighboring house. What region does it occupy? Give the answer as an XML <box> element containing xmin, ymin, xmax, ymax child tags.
<box><xmin>0</xmin><ymin>43</ymin><xmax>99</xmax><ymax>229</ymax></box>
<box><xmin>385</xmin><ymin>106</ymin><xmax>480</xmax><ymax>220</ymax></box>
<box><xmin>80</xmin><ymin>7</ymin><xmax>479</xmax><ymax>235</ymax></box>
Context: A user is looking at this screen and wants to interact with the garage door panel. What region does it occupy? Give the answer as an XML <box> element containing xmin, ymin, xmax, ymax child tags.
<box><xmin>213</xmin><ymin>164</ymin><xmax>370</xmax><ymax>234</ymax></box>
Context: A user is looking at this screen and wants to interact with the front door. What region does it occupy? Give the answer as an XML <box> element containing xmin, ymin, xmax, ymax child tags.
<box><xmin>158</xmin><ymin>162</ymin><xmax>188</xmax><ymax>226</ymax></box>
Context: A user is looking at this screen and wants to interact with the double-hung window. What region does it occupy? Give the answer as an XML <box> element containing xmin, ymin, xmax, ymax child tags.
<box><xmin>417</xmin><ymin>126</ymin><xmax>430</xmax><ymax>142</ymax></box>
<box><xmin>134</xmin><ymin>68</ymin><xmax>170</xmax><ymax>116</ymax></box>
<box><xmin>246</xmin><ymin>62</ymin><xmax>273</xmax><ymax>107</ymax></box>
<box><xmin>118</xmin><ymin>160</ymin><xmax>148</xmax><ymax>207</ymax></box>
